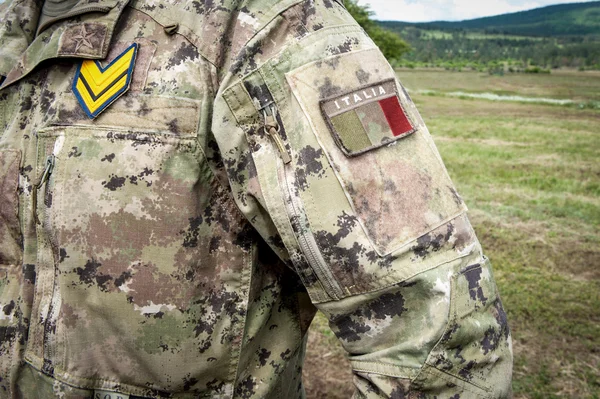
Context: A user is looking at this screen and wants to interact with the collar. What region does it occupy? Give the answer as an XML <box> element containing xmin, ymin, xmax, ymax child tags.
<box><xmin>0</xmin><ymin>0</ymin><xmax>128</xmax><ymax>91</ymax></box>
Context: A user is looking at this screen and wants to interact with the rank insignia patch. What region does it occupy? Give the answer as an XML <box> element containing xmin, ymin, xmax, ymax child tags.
<box><xmin>72</xmin><ymin>43</ymin><xmax>138</xmax><ymax>119</ymax></box>
<box><xmin>320</xmin><ymin>79</ymin><xmax>415</xmax><ymax>157</ymax></box>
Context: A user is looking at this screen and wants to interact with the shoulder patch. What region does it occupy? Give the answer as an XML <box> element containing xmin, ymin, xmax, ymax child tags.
<box><xmin>72</xmin><ymin>43</ymin><xmax>138</xmax><ymax>119</ymax></box>
<box><xmin>320</xmin><ymin>79</ymin><xmax>415</xmax><ymax>157</ymax></box>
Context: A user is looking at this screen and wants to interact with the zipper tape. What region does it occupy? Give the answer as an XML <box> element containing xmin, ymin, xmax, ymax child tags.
<box><xmin>223</xmin><ymin>76</ymin><xmax>345</xmax><ymax>300</ymax></box>
<box><xmin>257</xmin><ymin>67</ymin><xmax>345</xmax><ymax>300</ymax></box>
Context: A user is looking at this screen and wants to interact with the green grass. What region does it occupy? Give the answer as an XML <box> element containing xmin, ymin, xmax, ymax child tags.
<box><xmin>464</xmin><ymin>33</ymin><xmax>545</xmax><ymax>40</ymax></box>
<box><xmin>410</xmin><ymin>70</ymin><xmax>600</xmax><ymax>398</ymax></box>
<box><xmin>397</xmin><ymin>69</ymin><xmax>600</xmax><ymax>101</ymax></box>
<box><xmin>414</xmin><ymin>29</ymin><xmax>544</xmax><ymax>41</ymax></box>
<box><xmin>419</xmin><ymin>30</ymin><xmax>452</xmax><ymax>39</ymax></box>
<box><xmin>304</xmin><ymin>70</ymin><xmax>600</xmax><ymax>398</ymax></box>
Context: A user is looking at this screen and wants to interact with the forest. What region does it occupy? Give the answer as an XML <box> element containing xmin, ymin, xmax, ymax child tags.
<box><xmin>388</xmin><ymin>28</ymin><xmax>600</xmax><ymax>71</ymax></box>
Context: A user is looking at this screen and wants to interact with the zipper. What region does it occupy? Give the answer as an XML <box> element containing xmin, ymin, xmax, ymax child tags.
<box><xmin>32</xmin><ymin>154</ymin><xmax>55</xmax><ymax>225</ymax></box>
<box><xmin>32</xmin><ymin>152</ymin><xmax>60</xmax><ymax>367</ymax></box>
<box><xmin>263</xmin><ymin>105</ymin><xmax>344</xmax><ymax>300</ymax></box>
<box><xmin>263</xmin><ymin>105</ymin><xmax>291</xmax><ymax>165</ymax></box>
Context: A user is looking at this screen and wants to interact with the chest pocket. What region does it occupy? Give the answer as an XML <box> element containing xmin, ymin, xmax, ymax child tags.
<box><xmin>9</xmin><ymin>6</ymin><xmax>251</xmax><ymax>394</ymax></box>
<box><xmin>29</xmin><ymin>92</ymin><xmax>249</xmax><ymax>394</ymax></box>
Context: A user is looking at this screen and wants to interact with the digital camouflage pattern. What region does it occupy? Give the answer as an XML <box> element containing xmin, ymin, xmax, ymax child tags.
<box><xmin>0</xmin><ymin>0</ymin><xmax>513</xmax><ymax>397</ymax></box>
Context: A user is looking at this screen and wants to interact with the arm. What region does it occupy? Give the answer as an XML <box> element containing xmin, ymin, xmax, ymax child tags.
<box><xmin>213</xmin><ymin>1</ymin><xmax>513</xmax><ymax>397</ymax></box>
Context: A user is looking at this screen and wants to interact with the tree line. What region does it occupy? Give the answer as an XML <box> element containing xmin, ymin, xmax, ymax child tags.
<box><xmin>393</xmin><ymin>28</ymin><xmax>600</xmax><ymax>71</ymax></box>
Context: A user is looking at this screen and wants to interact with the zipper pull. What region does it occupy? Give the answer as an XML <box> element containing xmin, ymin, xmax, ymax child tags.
<box><xmin>263</xmin><ymin>105</ymin><xmax>292</xmax><ymax>165</ymax></box>
<box><xmin>32</xmin><ymin>154</ymin><xmax>55</xmax><ymax>225</ymax></box>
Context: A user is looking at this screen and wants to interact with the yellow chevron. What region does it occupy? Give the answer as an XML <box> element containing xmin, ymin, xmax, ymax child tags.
<box><xmin>73</xmin><ymin>44</ymin><xmax>138</xmax><ymax>118</ymax></box>
<box><xmin>75</xmin><ymin>74</ymin><xmax>128</xmax><ymax>114</ymax></box>
<box><xmin>79</xmin><ymin>46</ymin><xmax>135</xmax><ymax>97</ymax></box>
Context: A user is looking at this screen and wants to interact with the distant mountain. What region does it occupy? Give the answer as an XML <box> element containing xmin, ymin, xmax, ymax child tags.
<box><xmin>379</xmin><ymin>1</ymin><xmax>600</xmax><ymax>37</ymax></box>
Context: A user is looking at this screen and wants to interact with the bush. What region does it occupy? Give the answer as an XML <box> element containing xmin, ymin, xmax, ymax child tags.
<box><xmin>344</xmin><ymin>0</ymin><xmax>410</xmax><ymax>60</ymax></box>
<box><xmin>524</xmin><ymin>66</ymin><xmax>551</xmax><ymax>74</ymax></box>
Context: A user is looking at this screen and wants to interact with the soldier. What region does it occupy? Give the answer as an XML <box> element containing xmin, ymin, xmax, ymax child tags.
<box><xmin>0</xmin><ymin>0</ymin><xmax>513</xmax><ymax>397</ymax></box>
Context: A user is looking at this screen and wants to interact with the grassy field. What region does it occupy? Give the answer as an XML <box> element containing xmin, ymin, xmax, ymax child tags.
<box><xmin>303</xmin><ymin>70</ymin><xmax>600</xmax><ymax>398</ymax></box>
<box><xmin>412</xmin><ymin>29</ymin><xmax>546</xmax><ymax>41</ymax></box>
<box><xmin>397</xmin><ymin>69</ymin><xmax>600</xmax><ymax>102</ymax></box>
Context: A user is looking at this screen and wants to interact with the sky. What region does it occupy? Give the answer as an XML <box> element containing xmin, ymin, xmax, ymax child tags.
<box><xmin>357</xmin><ymin>0</ymin><xmax>598</xmax><ymax>22</ymax></box>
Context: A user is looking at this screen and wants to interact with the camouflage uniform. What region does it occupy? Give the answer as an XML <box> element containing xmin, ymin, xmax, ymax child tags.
<box><xmin>0</xmin><ymin>0</ymin><xmax>513</xmax><ymax>397</ymax></box>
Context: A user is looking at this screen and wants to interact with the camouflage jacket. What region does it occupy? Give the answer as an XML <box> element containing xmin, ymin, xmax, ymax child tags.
<box><xmin>0</xmin><ymin>0</ymin><xmax>513</xmax><ymax>397</ymax></box>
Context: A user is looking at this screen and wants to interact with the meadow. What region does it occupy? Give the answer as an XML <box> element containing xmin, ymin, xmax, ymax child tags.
<box><xmin>303</xmin><ymin>69</ymin><xmax>600</xmax><ymax>398</ymax></box>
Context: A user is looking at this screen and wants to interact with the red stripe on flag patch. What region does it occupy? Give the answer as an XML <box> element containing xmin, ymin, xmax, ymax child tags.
<box><xmin>378</xmin><ymin>96</ymin><xmax>413</xmax><ymax>137</ymax></box>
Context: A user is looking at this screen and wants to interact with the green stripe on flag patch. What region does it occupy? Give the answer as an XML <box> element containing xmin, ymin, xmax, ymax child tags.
<box><xmin>330</xmin><ymin>110</ymin><xmax>371</xmax><ymax>153</ymax></box>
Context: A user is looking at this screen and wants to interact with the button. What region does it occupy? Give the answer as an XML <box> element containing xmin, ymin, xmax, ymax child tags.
<box><xmin>164</xmin><ymin>23</ymin><xmax>179</xmax><ymax>35</ymax></box>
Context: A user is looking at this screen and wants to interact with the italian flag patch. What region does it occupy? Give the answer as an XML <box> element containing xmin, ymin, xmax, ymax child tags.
<box><xmin>320</xmin><ymin>80</ymin><xmax>415</xmax><ymax>156</ymax></box>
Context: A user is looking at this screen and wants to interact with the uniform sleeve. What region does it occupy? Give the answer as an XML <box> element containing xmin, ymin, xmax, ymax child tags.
<box><xmin>212</xmin><ymin>4</ymin><xmax>513</xmax><ymax>398</ymax></box>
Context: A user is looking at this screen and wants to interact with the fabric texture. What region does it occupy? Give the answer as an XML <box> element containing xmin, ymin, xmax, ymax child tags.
<box><xmin>0</xmin><ymin>0</ymin><xmax>513</xmax><ymax>398</ymax></box>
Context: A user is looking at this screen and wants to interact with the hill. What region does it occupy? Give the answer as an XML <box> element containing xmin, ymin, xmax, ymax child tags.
<box><xmin>379</xmin><ymin>1</ymin><xmax>600</xmax><ymax>37</ymax></box>
<box><xmin>376</xmin><ymin>2</ymin><xmax>600</xmax><ymax>71</ymax></box>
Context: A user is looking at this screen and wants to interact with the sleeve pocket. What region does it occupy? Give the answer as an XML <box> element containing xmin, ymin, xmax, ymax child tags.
<box><xmin>224</xmin><ymin>42</ymin><xmax>475</xmax><ymax>300</ymax></box>
<box><xmin>285</xmin><ymin>47</ymin><xmax>467</xmax><ymax>258</ymax></box>
<box><xmin>275</xmin><ymin>47</ymin><xmax>473</xmax><ymax>298</ymax></box>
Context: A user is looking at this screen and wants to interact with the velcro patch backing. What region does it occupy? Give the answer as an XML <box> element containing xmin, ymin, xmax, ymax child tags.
<box><xmin>320</xmin><ymin>79</ymin><xmax>415</xmax><ymax>157</ymax></box>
